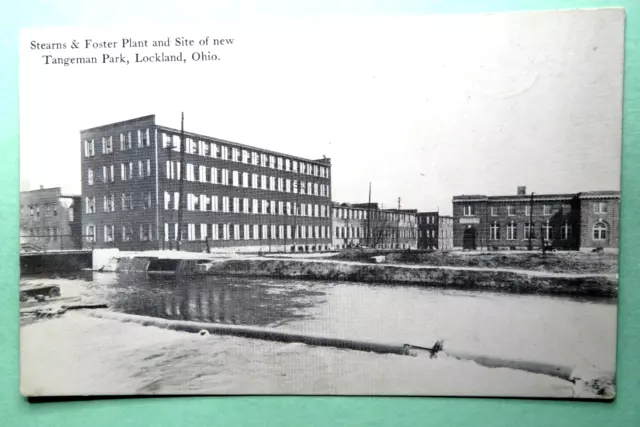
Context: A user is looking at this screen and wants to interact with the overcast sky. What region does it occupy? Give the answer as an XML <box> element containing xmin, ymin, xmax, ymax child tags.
<box><xmin>19</xmin><ymin>9</ymin><xmax>624</xmax><ymax>215</ymax></box>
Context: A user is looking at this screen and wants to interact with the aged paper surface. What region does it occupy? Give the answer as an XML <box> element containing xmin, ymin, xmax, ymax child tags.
<box><xmin>19</xmin><ymin>8</ymin><xmax>623</xmax><ymax>398</ymax></box>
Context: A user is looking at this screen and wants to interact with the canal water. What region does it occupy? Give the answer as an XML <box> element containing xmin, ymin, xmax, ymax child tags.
<box><xmin>20</xmin><ymin>272</ymin><xmax>617</xmax><ymax>397</ymax></box>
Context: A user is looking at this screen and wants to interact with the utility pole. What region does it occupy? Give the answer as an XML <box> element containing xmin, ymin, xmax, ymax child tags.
<box><xmin>396</xmin><ymin>197</ymin><xmax>401</xmax><ymax>249</ymax></box>
<box><xmin>366</xmin><ymin>182</ymin><xmax>372</xmax><ymax>247</ymax></box>
<box><xmin>528</xmin><ymin>192</ymin><xmax>534</xmax><ymax>251</ymax></box>
<box><xmin>177</xmin><ymin>112</ymin><xmax>185</xmax><ymax>251</ymax></box>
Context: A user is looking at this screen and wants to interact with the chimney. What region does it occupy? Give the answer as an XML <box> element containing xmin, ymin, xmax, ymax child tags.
<box><xmin>39</xmin><ymin>185</ymin><xmax>44</xmax><ymax>190</ymax></box>
<box><xmin>517</xmin><ymin>186</ymin><xmax>526</xmax><ymax>195</ymax></box>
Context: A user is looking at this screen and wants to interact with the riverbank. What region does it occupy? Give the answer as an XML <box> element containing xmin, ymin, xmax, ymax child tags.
<box><xmin>200</xmin><ymin>257</ymin><xmax>617</xmax><ymax>298</ymax></box>
<box><xmin>326</xmin><ymin>249</ymin><xmax>619</xmax><ymax>275</ymax></box>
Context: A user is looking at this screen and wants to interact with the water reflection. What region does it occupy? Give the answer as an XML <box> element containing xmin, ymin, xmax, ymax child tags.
<box><xmin>84</xmin><ymin>272</ymin><xmax>327</xmax><ymax>327</ymax></box>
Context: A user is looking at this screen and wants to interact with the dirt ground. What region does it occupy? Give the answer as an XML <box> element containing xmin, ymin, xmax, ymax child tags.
<box><xmin>326</xmin><ymin>250</ymin><xmax>619</xmax><ymax>275</ymax></box>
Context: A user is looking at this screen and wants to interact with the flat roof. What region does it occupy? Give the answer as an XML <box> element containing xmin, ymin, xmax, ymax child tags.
<box><xmin>79</xmin><ymin>114</ymin><xmax>331</xmax><ymax>167</ymax></box>
<box><xmin>453</xmin><ymin>190</ymin><xmax>620</xmax><ymax>202</ymax></box>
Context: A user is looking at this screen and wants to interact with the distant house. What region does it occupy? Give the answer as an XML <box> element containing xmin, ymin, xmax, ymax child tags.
<box><xmin>20</xmin><ymin>186</ymin><xmax>82</xmax><ymax>252</ymax></box>
<box><xmin>452</xmin><ymin>186</ymin><xmax>620</xmax><ymax>252</ymax></box>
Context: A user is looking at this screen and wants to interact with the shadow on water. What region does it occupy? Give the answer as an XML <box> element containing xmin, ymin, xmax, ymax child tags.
<box><xmin>80</xmin><ymin>272</ymin><xmax>327</xmax><ymax>327</ymax></box>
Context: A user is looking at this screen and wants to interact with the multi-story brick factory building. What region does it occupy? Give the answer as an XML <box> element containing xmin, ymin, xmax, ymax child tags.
<box><xmin>80</xmin><ymin>115</ymin><xmax>333</xmax><ymax>253</ymax></box>
<box><xmin>417</xmin><ymin>212</ymin><xmax>439</xmax><ymax>250</ymax></box>
<box><xmin>331</xmin><ymin>202</ymin><xmax>368</xmax><ymax>249</ymax></box>
<box><xmin>331</xmin><ymin>202</ymin><xmax>418</xmax><ymax>250</ymax></box>
<box><xmin>20</xmin><ymin>187</ymin><xmax>82</xmax><ymax>252</ymax></box>
<box><xmin>452</xmin><ymin>186</ymin><xmax>620</xmax><ymax>252</ymax></box>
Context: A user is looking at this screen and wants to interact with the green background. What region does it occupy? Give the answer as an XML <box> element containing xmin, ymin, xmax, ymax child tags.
<box><xmin>1</xmin><ymin>1</ymin><xmax>638</xmax><ymax>426</ymax></box>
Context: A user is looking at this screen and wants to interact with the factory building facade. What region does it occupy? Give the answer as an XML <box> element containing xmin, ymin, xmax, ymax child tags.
<box><xmin>452</xmin><ymin>186</ymin><xmax>620</xmax><ymax>252</ymax></box>
<box><xmin>80</xmin><ymin>115</ymin><xmax>333</xmax><ymax>253</ymax></box>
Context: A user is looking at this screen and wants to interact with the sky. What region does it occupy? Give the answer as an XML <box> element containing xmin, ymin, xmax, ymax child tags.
<box><xmin>19</xmin><ymin>9</ymin><xmax>624</xmax><ymax>215</ymax></box>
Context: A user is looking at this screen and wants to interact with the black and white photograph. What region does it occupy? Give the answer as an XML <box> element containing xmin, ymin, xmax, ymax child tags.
<box><xmin>19</xmin><ymin>8</ymin><xmax>623</xmax><ymax>398</ymax></box>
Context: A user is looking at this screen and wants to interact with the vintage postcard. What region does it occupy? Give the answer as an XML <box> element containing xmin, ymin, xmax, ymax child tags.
<box><xmin>19</xmin><ymin>8</ymin><xmax>623</xmax><ymax>398</ymax></box>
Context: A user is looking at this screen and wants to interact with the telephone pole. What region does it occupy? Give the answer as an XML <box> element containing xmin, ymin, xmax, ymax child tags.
<box><xmin>366</xmin><ymin>182</ymin><xmax>372</xmax><ymax>246</ymax></box>
<box><xmin>396</xmin><ymin>197</ymin><xmax>401</xmax><ymax>249</ymax></box>
<box><xmin>528</xmin><ymin>192</ymin><xmax>534</xmax><ymax>251</ymax></box>
<box><xmin>177</xmin><ymin>112</ymin><xmax>185</xmax><ymax>251</ymax></box>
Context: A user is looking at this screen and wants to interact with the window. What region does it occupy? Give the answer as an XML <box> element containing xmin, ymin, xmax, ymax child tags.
<box><xmin>232</xmin><ymin>170</ymin><xmax>239</xmax><ymax>186</ymax></box>
<box><xmin>121</xmin><ymin>163</ymin><xmax>133</xmax><ymax>181</ymax></box>
<box><xmin>120</xmin><ymin>133</ymin><xmax>131</xmax><ymax>151</ymax></box>
<box><xmin>102</xmin><ymin>136</ymin><xmax>113</xmax><ymax>154</ymax></box>
<box><xmin>543</xmin><ymin>205</ymin><xmax>552</xmax><ymax>215</ymax></box>
<box><xmin>543</xmin><ymin>220</ymin><xmax>554</xmax><ymax>240</ymax></box>
<box><xmin>269</xmin><ymin>155</ymin><xmax>275</xmax><ymax>168</ymax></box>
<box><xmin>85</xmin><ymin>225</ymin><xmax>95</xmax><ymax>242</ymax></box>
<box><xmin>85</xmin><ymin>196</ymin><xmax>96</xmax><ymax>214</ymax></box>
<box><xmin>103</xmin><ymin>165</ymin><xmax>115</xmax><ymax>183</ymax></box>
<box><xmin>490</xmin><ymin>221</ymin><xmax>500</xmax><ymax>240</ymax></box>
<box><xmin>277</xmin><ymin>157</ymin><xmax>283</xmax><ymax>170</ymax></box>
<box><xmin>594</xmin><ymin>202</ymin><xmax>608</xmax><ymax>214</ymax></box>
<box><xmin>84</xmin><ymin>139</ymin><xmax>95</xmax><ymax>157</ymax></box>
<box><xmin>593</xmin><ymin>222</ymin><xmax>607</xmax><ymax>240</ymax></box>
<box><xmin>561</xmin><ymin>222</ymin><xmax>572</xmax><ymax>240</ymax></box>
<box><xmin>103</xmin><ymin>194</ymin><xmax>115</xmax><ymax>212</ymax></box>
<box><xmin>524</xmin><ymin>222</ymin><xmax>535</xmax><ymax>239</ymax></box>
<box><xmin>463</xmin><ymin>205</ymin><xmax>474</xmax><ymax>216</ymax></box>
<box><xmin>507</xmin><ymin>206</ymin><xmax>515</xmax><ymax>216</ymax></box>
<box><xmin>507</xmin><ymin>221</ymin><xmax>517</xmax><ymax>240</ymax></box>
<box><xmin>140</xmin><ymin>224</ymin><xmax>153</xmax><ymax>241</ymax></box>
<box><xmin>88</xmin><ymin>169</ymin><xmax>94</xmax><ymax>185</ymax></box>
<box><xmin>104</xmin><ymin>225</ymin><xmax>114</xmax><ymax>242</ymax></box>
<box><xmin>525</xmin><ymin>205</ymin><xmax>531</xmax><ymax>217</ymax></box>
<box><xmin>121</xmin><ymin>193</ymin><xmax>133</xmax><ymax>210</ymax></box>
<box><xmin>142</xmin><ymin>191</ymin><xmax>152</xmax><ymax>209</ymax></box>
<box><xmin>139</xmin><ymin>129</ymin><xmax>150</xmax><ymax>147</ymax></box>
<box><xmin>122</xmin><ymin>226</ymin><xmax>133</xmax><ymax>241</ymax></box>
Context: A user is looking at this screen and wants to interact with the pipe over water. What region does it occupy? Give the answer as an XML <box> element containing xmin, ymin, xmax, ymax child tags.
<box><xmin>84</xmin><ymin>310</ymin><xmax>576</xmax><ymax>382</ymax></box>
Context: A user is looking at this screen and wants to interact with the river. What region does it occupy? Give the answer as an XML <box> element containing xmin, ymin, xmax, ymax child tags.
<box><xmin>19</xmin><ymin>272</ymin><xmax>617</xmax><ymax>397</ymax></box>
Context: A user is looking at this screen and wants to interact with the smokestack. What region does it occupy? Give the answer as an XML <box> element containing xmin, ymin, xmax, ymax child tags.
<box><xmin>517</xmin><ymin>186</ymin><xmax>526</xmax><ymax>195</ymax></box>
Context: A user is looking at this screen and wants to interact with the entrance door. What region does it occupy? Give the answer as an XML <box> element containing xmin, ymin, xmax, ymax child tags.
<box><xmin>463</xmin><ymin>227</ymin><xmax>477</xmax><ymax>250</ymax></box>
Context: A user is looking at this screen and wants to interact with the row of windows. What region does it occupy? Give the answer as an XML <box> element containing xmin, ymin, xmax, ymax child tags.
<box><xmin>84</xmin><ymin>130</ymin><xmax>331</xmax><ymax>178</ymax></box>
<box><xmin>482</xmin><ymin>221</ymin><xmax>608</xmax><ymax>241</ymax></box>
<box><xmin>85</xmin><ymin>223</ymin><xmax>332</xmax><ymax>243</ymax></box>
<box><xmin>161</xmin><ymin>133</ymin><xmax>330</xmax><ymax>178</ymax></box>
<box><xmin>487</xmin><ymin>221</ymin><xmax>572</xmax><ymax>241</ymax></box>
<box><xmin>333</xmin><ymin>208</ymin><xmax>368</xmax><ymax>220</ymax></box>
<box><xmin>164</xmin><ymin>192</ymin><xmax>331</xmax><ymax>218</ymax></box>
<box><xmin>23</xmin><ymin>228</ymin><xmax>60</xmax><ymax>239</ymax></box>
<box><xmin>84</xmin><ymin>193</ymin><xmax>153</xmax><ymax>214</ymax></box>
<box><xmin>334</xmin><ymin>226</ymin><xmax>416</xmax><ymax>240</ymax></box>
<box><xmin>419</xmin><ymin>230</ymin><xmax>437</xmax><ymax>238</ymax></box>
<box><xmin>166</xmin><ymin>162</ymin><xmax>329</xmax><ymax>197</ymax></box>
<box><xmin>332</xmin><ymin>208</ymin><xmax>416</xmax><ymax>223</ymax></box>
<box><xmin>85</xmin><ymin>224</ymin><xmax>154</xmax><ymax>242</ymax></box>
<box><xmin>22</xmin><ymin>203</ymin><xmax>59</xmax><ymax>218</ymax></box>
<box><xmin>87</xmin><ymin>161</ymin><xmax>152</xmax><ymax>185</ymax></box>
<box><xmin>462</xmin><ymin>202</ymin><xmax>609</xmax><ymax>217</ymax></box>
<box><xmin>419</xmin><ymin>216</ymin><xmax>436</xmax><ymax>225</ymax></box>
<box><xmin>83</xmin><ymin>130</ymin><xmax>151</xmax><ymax>158</ymax></box>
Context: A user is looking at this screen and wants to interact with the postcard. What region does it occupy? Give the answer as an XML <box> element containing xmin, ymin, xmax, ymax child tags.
<box><xmin>19</xmin><ymin>8</ymin><xmax>623</xmax><ymax>398</ymax></box>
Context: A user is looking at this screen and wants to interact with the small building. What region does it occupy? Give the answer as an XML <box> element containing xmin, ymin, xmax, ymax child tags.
<box><xmin>452</xmin><ymin>186</ymin><xmax>620</xmax><ymax>252</ymax></box>
<box><xmin>331</xmin><ymin>202</ymin><xmax>368</xmax><ymax>249</ymax></box>
<box><xmin>417</xmin><ymin>212</ymin><xmax>438</xmax><ymax>250</ymax></box>
<box><xmin>438</xmin><ymin>215</ymin><xmax>454</xmax><ymax>251</ymax></box>
<box><xmin>331</xmin><ymin>202</ymin><xmax>418</xmax><ymax>250</ymax></box>
<box><xmin>20</xmin><ymin>187</ymin><xmax>82</xmax><ymax>252</ymax></box>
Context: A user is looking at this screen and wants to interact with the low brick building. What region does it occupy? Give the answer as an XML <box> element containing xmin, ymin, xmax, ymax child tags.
<box><xmin>20</xmin><ymin>187</ymin><xmax>82</xmax><ymax>251</ymax></box>
<box><xmin>417</xmin><ymin>212</ymin><xmax>438</xmax><ymax>250</ymax></box>
<box><xmin>452</xmin><ymin>186</ymin><xmax>620</xmax><ymax>252</ymax></box>
<box><xmin>331</xmin><ymin>202</ymin><xmax>418</xmax><ymax>250</ymax></box>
